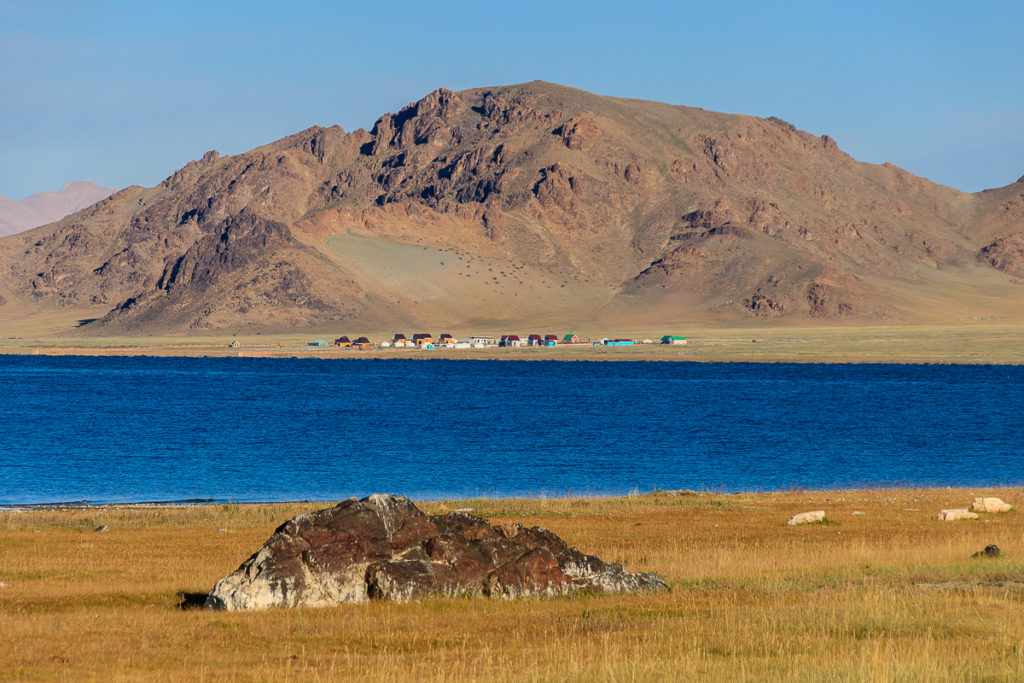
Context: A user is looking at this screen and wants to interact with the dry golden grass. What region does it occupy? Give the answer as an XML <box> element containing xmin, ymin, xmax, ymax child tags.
<box><xmin>3</xmin><ymin>488</ymin><xmax>1024</xmax><ymax>680</ymax></box>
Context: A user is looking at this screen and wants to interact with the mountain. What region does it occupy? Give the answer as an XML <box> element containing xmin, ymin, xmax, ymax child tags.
<box><xmin>0</xmin><ymin>181</ymin><xmax>115</xmax><ymax>238</ymax></box>
<box><xmin>0</xmin><ymin>82</ymin><xmax>1022</xmax><ymax>335</ymax></box>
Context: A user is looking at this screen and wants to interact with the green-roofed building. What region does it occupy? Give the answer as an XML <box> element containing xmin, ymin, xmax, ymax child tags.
<box><xmin>661</xmin><ymin>335</ymin><xmax>687</xmax><ymax>345</ymax></box>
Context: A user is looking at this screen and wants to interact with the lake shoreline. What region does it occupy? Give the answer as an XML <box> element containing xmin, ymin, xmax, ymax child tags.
<box><xmin>3</xmin><ymin>484</ymin><xmax>1022</xmax><ymax>510</ymax></box>
<box><xmin>4</xmin><ymin>345</ymin><xmax>1024</xmax><ymax>365</ymax></box>
<box><xmin>4</xmin><ymin>320</ymin><xmax>1024</xmax><ymax>363</ymax></box>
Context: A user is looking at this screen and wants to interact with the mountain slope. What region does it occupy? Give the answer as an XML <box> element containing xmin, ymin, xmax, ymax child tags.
<box><xmin>1</xmin><ymin>82</ymin><xmax>1021</xmax><ymax>334</ymax></box>
<box><xmin>0</xmin><ymin>181</ymin><xmax>115</xmax><ymax>237</ymax></box>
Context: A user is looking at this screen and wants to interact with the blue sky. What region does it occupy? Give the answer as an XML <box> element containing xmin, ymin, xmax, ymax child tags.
<box><xmin>1</xmin><ymin>0</ymin><xmax>1021</xmax><ymax>199</ymax></box>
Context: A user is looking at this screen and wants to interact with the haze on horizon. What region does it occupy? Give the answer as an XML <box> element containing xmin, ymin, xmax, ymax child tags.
<box><xmin>1</xmin><ymin>0</ymin><xmax>1021</xmax><ymax>201</ymax></box>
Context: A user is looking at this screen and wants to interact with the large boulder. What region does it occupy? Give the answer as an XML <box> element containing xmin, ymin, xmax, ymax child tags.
<box><xmin>206</xmin><ymin>494</ymin><xmax>669</xmax><ymax>610</ymax></box>
<box><xmin>972</xmin><ymin>497</ymin><xmax>1013</xmax><ymax>513</ymax></box>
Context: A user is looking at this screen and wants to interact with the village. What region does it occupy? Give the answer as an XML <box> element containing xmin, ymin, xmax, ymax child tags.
<box><xmin>279</xmin><ymin>333</ymin><xmax>690</xmax><ymax>351</ymax></box>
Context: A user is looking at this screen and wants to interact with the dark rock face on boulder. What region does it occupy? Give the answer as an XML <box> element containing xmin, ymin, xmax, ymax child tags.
<box><xmin>206</xmin><ymin>494</ymin><xmax>668</xmax><ymax>610</ymax></box>
<box><xmin>972</xmin><ymin>544</ymin><xmax>1001</xmax><ymax>559</ymax></box>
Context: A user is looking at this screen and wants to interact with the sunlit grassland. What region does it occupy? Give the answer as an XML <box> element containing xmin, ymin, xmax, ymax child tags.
<box><xmin>3</xmin><ymin>488</ymin><xmax>1024</xmax><ymax>680</ymax></box>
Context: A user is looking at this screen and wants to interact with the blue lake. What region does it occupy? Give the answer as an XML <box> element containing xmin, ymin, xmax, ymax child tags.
<box><xmin>1</xmin><ymin>355</ymin><xmax>1022</xmax><ymax>504</ymax></box>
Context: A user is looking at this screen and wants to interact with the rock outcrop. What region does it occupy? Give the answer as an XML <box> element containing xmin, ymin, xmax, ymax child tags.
<box><xmin>936</xmin><ymin>508</ymin><xmax>979</xmax><ymax>521</ymax></box>
<box><xmin>205</xmin><ymin>494</ymin><xmax>668</xmax><ymax>610</ymax></box>
<box><xmin>972</xmin><ymin>497</ymin><xmax>1013</xmax><ymax>513</ymax></box>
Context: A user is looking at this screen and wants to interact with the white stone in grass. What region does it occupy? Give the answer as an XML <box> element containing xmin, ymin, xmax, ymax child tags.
<box><xmin>972</xmin><ymin>497</ymin><xmax>1013</xmax><ymax>513</ymax></box>
<box><xmin>787</xmin><ymin>510</ymin><xmax>825</xmax><ymax>525</ymax></box>
<box><xmin>937</xmin><ymin>509</ymin><xmax>979</xmax><ymax>521</ymax></box>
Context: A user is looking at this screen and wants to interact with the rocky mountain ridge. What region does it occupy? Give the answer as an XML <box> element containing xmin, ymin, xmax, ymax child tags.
<box><xmin>1</xmin><ymin>81</ymin><xmax>1021</xmax><ymax>333</ymax></box>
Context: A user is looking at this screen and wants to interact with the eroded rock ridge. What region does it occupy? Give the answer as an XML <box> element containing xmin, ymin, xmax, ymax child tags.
<box><xmin>3</xmin><ymin>81</ymin><xmax>1024</xmax><ymax>332</ymax></box>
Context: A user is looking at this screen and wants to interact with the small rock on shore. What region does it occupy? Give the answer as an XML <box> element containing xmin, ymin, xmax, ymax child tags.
<box><xmin>787</xmin><ymin>510</ymin><xmax>825</xmax><ymax>525</ymax></box>
<box><xmin>972</xmin><ymin>497</ymin><xmax>1013</xmax><ymax>513</ymax></box>
<box><xmin>937</xmin><ymin>509</ymin><xmax>979</xmax><ymax>521</ymax></box>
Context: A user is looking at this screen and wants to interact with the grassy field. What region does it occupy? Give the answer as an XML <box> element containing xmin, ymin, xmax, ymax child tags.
<box><xmin>4</xmin><ymin>488</ymin><xmax>1024</xmax><ymax>680</ymax></box>
<box><xmin>3</xmin><ymin>320</ymin><xmax>1024</xmax><ymax>364</ymax></box>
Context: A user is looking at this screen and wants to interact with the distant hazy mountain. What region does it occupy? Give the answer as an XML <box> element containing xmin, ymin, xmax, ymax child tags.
<box><xmin>1</xmin><ymin>82</ymin><xmax>1023</xmax><ymax>334</ymax></box>
<box><xmin>0</xmin><ymin>181</ymin><xmax>115</xmax><ymax>237</ymax></box>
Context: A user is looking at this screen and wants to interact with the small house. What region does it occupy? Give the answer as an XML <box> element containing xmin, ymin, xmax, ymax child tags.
<box><xmin>352</xmin><ymin>336</ymin><xmax>373</xmax><ymax>350</ymax></box>
<box><xmin>544</xmin><ymin>334</ymin><xmax>559</xmax><ymax>346</ymax></box>
<box><xmin>563</xmin><ymin>334</ymin><xmax>580</xmax><ymax>344</ymax></box>
<box><xmin>412</xmin><ymin>333</ymin><xmax>433</xmax><ymax>347</ymax></box>
<box><xmin>499</xmin><ymin>334</ymin><xmax>524</xmax><ymax>348</ymax></box>
<box><xmin>392</xmin><ymin>333</ymin><xmax>408</xmax><ymax>344</ymax></box>
<box><xmin>661</xmin><ymin>335</ymin><xmax>687</xmax><ymax>345</ymax></box>
<box><xmin>470</xmin><ymin>335</ymin><xmax>495</xmax><ymax>345</ymax></box>
<box><xmin>308</xmin><ymin>339</ymin><xmax>329</xmax><ymax>347</ymax></box>
<box><xmin>333</xmin><ymin>336</ymin><xmax>352</xmax><ymax>347</ymax></box>
<box><xmin>438</xmin><ymin>333</ymin><xmax>455</xmax><ymax>344</ymax></box>
<box><xmin>228</xmin><ymin>340</ymin><xmax>241</xmax><ymax>348</ymax></box>
<box><xmin>527</xmin><ymin>334</ymin><xmax>543</xmax><ymax>347</ymax></box>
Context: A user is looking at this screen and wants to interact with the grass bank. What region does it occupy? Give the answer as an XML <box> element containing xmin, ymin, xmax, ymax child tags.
<box><xmin>3</xmin><ymin>487</ymin><xmax>1024</xmax><ymax>680</ymax></box>
<box><xmin>3</xmin><ymin>321</ymin><xmax>1024</xmax><ymax>363</ymax></box>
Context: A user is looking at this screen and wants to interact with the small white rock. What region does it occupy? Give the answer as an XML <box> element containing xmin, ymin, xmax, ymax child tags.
<box><xmin>937</xmin><ymin>509</ymin><xmax>979</xmax><ymax>521</ymax></box>
<box><xmin>972</xmin><ymin>497</ymin><xmax>1013</xmax><ymax>513</ymax></box>
<box><xmin>787</xmin><ymin>510</ymin><xmax>825</xmax><ymax>526</ymax></box>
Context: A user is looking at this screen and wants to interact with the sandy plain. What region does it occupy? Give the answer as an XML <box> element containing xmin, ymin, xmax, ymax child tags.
<box><xmin>2</xmin><ymin>319</ymin><xmax>1024</xmax><ymax>364</ymax></box>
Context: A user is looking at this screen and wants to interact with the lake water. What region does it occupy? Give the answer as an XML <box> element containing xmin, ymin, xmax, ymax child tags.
<box><xmin>1</xmin><ymin>355</ymin><xmax>1022</xmax><ymax>505</ymax></box>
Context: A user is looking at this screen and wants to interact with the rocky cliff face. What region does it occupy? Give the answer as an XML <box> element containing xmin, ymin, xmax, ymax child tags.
<box><xmin>0</xmin><ymin>81</ymin><xmax>1021</xmax><ymax>333</ymax></box>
